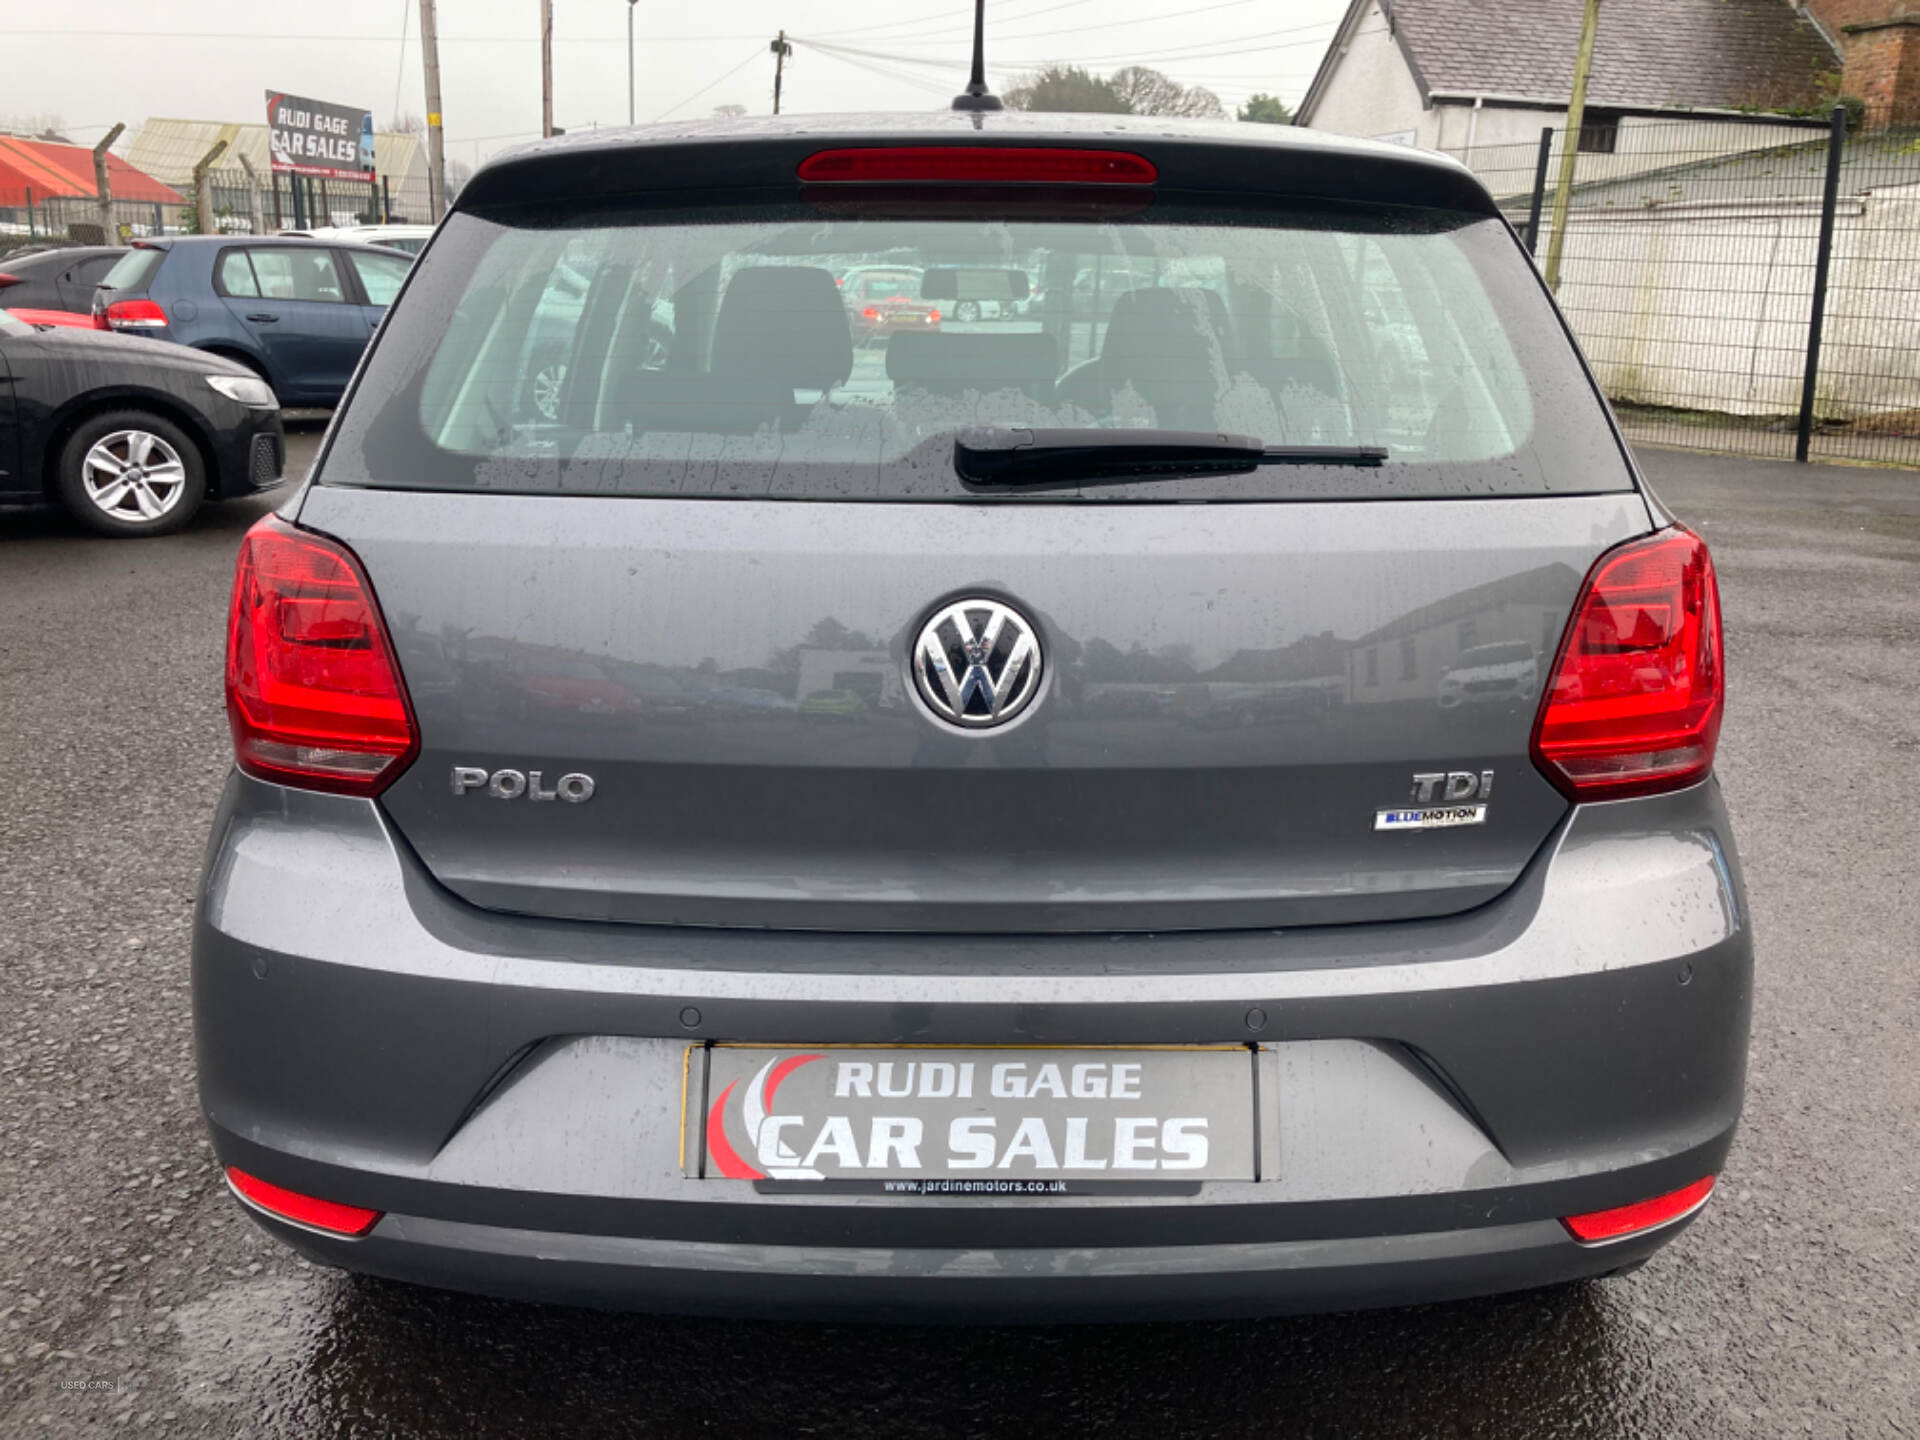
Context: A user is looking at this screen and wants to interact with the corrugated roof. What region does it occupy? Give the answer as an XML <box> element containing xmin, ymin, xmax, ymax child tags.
<box><xmin>1554</xmin><ymin>125</ymin><xmax>1920</xmax><ymax>209</ymax></box>
<box><xmin>123</xmin><ymin>119</ymin><xmax>425</xmax><ymax>188</ymax></box>
<box><xmin>1306</xmin><ymin>0</ymin><xmax>1841</xmax><ymax>119</ymax></box>
<box><xmin>0</xmin><ymin>136</ymin><xmax>183</xmax><ymax>206</ymax></box>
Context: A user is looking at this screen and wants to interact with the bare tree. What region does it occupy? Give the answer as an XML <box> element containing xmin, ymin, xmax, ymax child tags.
<box><xmin>1108</xmin><ymin>67</ymin><xmax>1225</xmax><ymax>119</ymax></box>
<box><xmin>386</xmin><ymin>113</ymin><xmax>427</xmax><ymax>134</ymax></box>
<box><xmin>1</xmin><ymin>112</ymin><xmax>72</xmax><ymax>142</ymax></box>
<box><xmin>713</xmin><ymin>103</ymin><xmax>747</xmax><ymax>119</ymax></box>
<box><xmin>1003</xmin><ymin>66</ymin><xmax>1131</xmax><ymax>114</ymax></box>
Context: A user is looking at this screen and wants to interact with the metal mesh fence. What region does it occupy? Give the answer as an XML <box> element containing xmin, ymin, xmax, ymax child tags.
<box><xmin>8</xmin><ymin>124</ymin><xmax>1920</xmax><ymax>468</ymax></box>
<box><xmin>1453</xmin><ymin>115</ymin><xmax>1920</xmax><ymax>469</ymax></box>
<box><xmin>2</xmin><ymin>168</ymin><xmax>440</xmax><ymax>247</ymax></box>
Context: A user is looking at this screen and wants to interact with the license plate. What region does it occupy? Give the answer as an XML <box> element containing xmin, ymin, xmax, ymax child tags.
<box><xmin>685</xmin><ymin>1045</ymin><xmax>1260</xmax><ymax>1191</ymax></box>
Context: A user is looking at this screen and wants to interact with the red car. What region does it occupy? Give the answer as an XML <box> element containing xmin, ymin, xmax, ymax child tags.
<box><xmin>6</xmin><ymin>306</ymin><xmax>102</xmax><ymax>330</ymax></box>
<box><xmin>843</xmin><ymin>268</ymin><xmax>941</xmax><ymax>340</ymax></box>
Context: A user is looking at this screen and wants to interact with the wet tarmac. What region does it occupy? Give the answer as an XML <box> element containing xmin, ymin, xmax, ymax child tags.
<box><xmin>2</xmin><ymin>432</ymin><xmax>1916</xmax><ymax>1437</ymax></box>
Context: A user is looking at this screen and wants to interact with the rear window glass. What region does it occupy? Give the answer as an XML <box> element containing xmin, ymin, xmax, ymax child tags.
<box><xmin>99</xmin><ymin>246</ymin><xmax>164</xmax><ymax>293</ymax></box>
<box><xmin>321</xmin><ymin>199</ymin><xmax>1630</xmax><ymax>501</ymax></box>
<box><xmin>347</xmin><ymin>248</ymin><xmax>412</xmax><ymax>305</ymax></box>
<box><xmin>249</xmin><ymin>248</ymin><xmax>348</xmax><ymax>303</ymax></box>
<box><xmin>68</xmin><ymin>254</ymin><xmax>120</xmax><ymax>286</ymax></box>
<box><xmin>217</xmin><ymin>250</ymin><xmax>261</xmax><ymax>297</ymax></box>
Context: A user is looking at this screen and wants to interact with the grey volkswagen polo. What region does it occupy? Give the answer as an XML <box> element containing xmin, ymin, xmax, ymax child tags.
<box><xmin>194</xmin><ymin>110</ymin><xmax>1748</xmax><ymax>1320</ymax></box>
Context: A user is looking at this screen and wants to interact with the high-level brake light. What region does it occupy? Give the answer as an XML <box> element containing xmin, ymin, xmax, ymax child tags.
<box><xmin>1563</xmin><ymin>1175</ymin><xmax>1716</xmax><ymax>1243</ymax></box>
<box><xmin>225</xmin><ymin>515</ymin><xmax>418</xmax><ymax>796</ymax></box>
<box><xmin>798</xmin><ymin>147</ymin><xmax>1157</xmax><ymax>185</ymax></box>
<box><xmin>226</xmin><ymin>1166</ymin><xmax>382</xmax><ymax>1237</ymax></box>
<box><xmin>1531</xmin><ymin>526</ymin><xmax>1724</xmax><ymax>800</ymax></box>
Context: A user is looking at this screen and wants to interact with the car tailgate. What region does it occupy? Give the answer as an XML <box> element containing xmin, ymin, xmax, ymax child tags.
<box><xmin>296</xmin><ymin>484</ymin><xmax>1648</xmax><ymax>932</ymax></box>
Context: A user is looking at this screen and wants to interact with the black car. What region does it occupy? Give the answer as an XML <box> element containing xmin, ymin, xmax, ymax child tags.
<box><xmin>0</xmin><ymin>244</ymin><xmax>127</xmax><ymax>315</ymax></box>
<box><xmin>0</xmin><ymin>308</ymin><xmax>284</xmax><ymax>536</ymax></box>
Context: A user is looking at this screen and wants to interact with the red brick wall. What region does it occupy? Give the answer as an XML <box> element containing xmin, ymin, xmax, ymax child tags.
<box><xmin>1805</xmin><ymin>0</ymin><xmax>1913</xmax><ymax>28</ymax></box>
<box><xmin>1804</xmin><ymin>1</ymin><xmax>1920</xmax><ymax>125</ymax></box>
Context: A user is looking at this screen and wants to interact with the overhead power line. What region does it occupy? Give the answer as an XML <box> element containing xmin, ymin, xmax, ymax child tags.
<box><xmin>389</xmin><ymin>0</ymin><xmax>412</xmax><ymax>128</ymax></box>
<box><xmin>0</xmin><ymin>28</ymin><xmax>767</xmax><ymax>43</ymax></box>
<box><xmin>653</xmin><ymin>47</ymin><xmax>766</xmax><ymax>122</ymax></box>
<box><xmin>808</xmin><ymin>0</ymin><xmax>1047</xmax><ymax>42</ymax></box>
<box><xmin>877</xmin><ymin>0</ymin><xmax>1295</xmax><ymax>49</ymax></box>
<box><xmin>795</xmin><ymin>23</ymin><xmax>1336</xmax><ymax>75</ymax></box>
<box><xmin>790</xmin><ymin>37</ymin><xmax>956</xmax><ymax>72</ymax></box>
<box><xmin>796</xmin><ymin>44</ymin><xmax>957</xmax><ymax>101</ymax></box>
<box><xmin>855</xmin><ymin>0</ymin><xmax>1106</xmax><ymax>46</ymax></box>
<box><xmin>998</xmin><ymin>5</ymin><xmax>1327</xmax><ymax>46</ymax></box>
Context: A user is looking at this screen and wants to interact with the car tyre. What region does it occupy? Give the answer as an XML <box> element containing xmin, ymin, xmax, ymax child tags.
<box><xmin>55</xmin><ymin>409</ymin><xmax>207</xmax><ymax>538</ymax></box>
<box><xmin>954</xmin><ymin>300</ymin><xmax>981</xmax><ymax>322</ymax></box>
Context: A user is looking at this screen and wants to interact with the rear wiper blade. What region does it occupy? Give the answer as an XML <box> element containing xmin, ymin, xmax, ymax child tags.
<box><xmin>953</xmin><ymin>427</ymin><xmax>1388</xmax><ymax>487</ymax></box>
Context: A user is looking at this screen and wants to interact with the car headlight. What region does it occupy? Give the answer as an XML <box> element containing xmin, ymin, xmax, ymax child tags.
<box><xmin>205</xmin><ymin>374</ymin><xmax>278</xmax><ymax>409</ymax></box>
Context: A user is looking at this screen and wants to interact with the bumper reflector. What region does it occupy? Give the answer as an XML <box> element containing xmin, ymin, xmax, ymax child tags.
<box><xmin>1562</xmin><ymin>1175</ymin><xmax>1715</xmax><ymax>1243</ymax></box>
<box><xmin>226</xmin><ymin>1166</ymin><xmax>382</xmax><ymax>1237</ymax></box>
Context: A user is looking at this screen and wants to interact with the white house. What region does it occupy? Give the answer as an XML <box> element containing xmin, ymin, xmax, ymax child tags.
<box><xmin>1296</xmin><ymin>0</ymin><xmax>1840</xmax><ymax>185</ymax></box>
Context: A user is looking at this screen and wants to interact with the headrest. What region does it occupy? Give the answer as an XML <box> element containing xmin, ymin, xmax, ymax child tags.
<box><xmin>1101</xmin><ymin>287</ymin><xmax>1230</xmax><ymax>366</ymax></box>
<box><xmin>886</xmin><ymin>331</ymin><xmax>1058</xmax><ymax>387</ymax></box>
<box><xmin>711</xmin><ymin>266</ymin><xmax>853</xmax><ymax>389</ymax></box>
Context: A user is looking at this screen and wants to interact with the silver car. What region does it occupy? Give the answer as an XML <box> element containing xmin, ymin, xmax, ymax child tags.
<box><xmin>195</xmin><ymin>113</ymin><xmax>1747</xmax><ymax>1320</ymax></box>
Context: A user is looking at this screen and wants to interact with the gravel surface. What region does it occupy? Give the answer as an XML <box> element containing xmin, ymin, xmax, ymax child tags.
<box><xmin>1</xmin><ymin>434</ymin><xmax>1916</xmax><ymax>1438</ymax></box>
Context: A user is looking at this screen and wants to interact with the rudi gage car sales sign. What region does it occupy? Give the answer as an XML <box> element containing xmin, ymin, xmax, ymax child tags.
<box><xmin>691</xmin><ymin>1046</ymin><xmax>1269</xmax><ymax>1192</ymax></box>
<box><xmin>266</xmin><ymin>91</ymin><xmax>377</xmax><ymax>181</ymax></box>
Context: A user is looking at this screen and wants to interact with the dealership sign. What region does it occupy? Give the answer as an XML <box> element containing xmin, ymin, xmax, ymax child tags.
<box><xmin>265</xmin><ymin>91</ymin><xmax>376</xmax><ymax>181</ymax></box>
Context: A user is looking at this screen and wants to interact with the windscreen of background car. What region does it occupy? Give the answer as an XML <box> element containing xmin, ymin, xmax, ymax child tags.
<box><xmin>320</xmin><ymin>201</ymin><xmax>1633</xmax><ymax>501</ymax></box>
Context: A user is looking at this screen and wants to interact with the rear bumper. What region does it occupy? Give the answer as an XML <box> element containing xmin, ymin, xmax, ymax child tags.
<box><xmin>193</xmin><ymin>775</ymin><xmax>1750</xmax><ymax>1319</ymax></box>
<box><xmin>237</xmin><ymin>1201</ymin><xmax>1688</xmax><ymax>1322</ymax></box>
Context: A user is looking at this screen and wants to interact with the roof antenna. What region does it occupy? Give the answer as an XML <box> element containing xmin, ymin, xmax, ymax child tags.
<box><xmin>951</xmin><ymin>0</ymin><xmax>1003</xmax><ymax>111</ymax></box>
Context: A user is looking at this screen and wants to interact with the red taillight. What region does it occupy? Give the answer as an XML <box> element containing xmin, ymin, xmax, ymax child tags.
<box><xmin>225</xmin><ymin>515</ymin><xmax>418</xmax><ymax>795</ymax></box>
<box><xmin>226</xmin><ymin>1166</ymin><xmax>381</xmax><ymax>1237</ymax></box>
<box><xmin>861</xmin><ymin>306</ymin><xmax>879</xmax><ymax>319</ymax></box>
<box><xmin>0</xmin><ymin>272</ymin><xmax>19</xmax><ymax>288</ymax></box>
<box><xmin>928</xmin><ymin>309</ymin><xmax>941</xmax><ymax>322</ymax></box>
<box><xmin>1530</xmin><ymin>526</ymin><xmax>1724</xmax><ymax>800</ymax></box>
<box><xmin>105</xmin><ymin>297</ymin><xmax>168</xmax><ymax>329</ymax></box>
<box><xmin>798</xmin><ymin>146</ymin><xmax>1157</xmax><ymax>185</ymax></box>
<box><xmin>1563</xmin><ymin>1175</ymin><xmax>1715</xmax><ymax>1243</ymax></box>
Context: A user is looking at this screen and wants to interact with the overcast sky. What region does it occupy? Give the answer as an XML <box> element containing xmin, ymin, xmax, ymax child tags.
<box><xmin>3</xmin><ymin>0</ymin><xmax>1348</xmax><ymax>166</ymax></box>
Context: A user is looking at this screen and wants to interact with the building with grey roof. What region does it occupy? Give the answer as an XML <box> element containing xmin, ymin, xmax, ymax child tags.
<box><xmin>1297</xmin><ymin>0</ymin><xmax>1840</xmax><ymax>177</ymax></box>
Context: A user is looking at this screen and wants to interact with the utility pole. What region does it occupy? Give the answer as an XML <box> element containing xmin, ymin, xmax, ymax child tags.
<box><xmin>541</xmin><ymin>0</ymin><xmax>555</xmax><ymax>138</ymax></box>
<box><xmin>420</xmin><ymin>0</ymin><xmax>447</xmax><ymax>219</ymax></box>
<box><xmin>1542</xmin><ymin>0</ymin><xmax>1600</xmax><ymax>292</ymax></box>
<box><xmin>628</xmin><ymin>0</ymin><xmax>639</xmax><ymax>126</ymax></box>
<box><xmin>191</xmin><ymin>139</ymin><xmax>229</xmax><ymax>236</ymax></box>
<box><xmin>237</xmin><ymin>154</ymin><xmax>266</xmax><ymax>235</ymax></box>
<box><xmin>771</xmin><ymin>30</ymin><xmax>792</xmax><ymax>115</ymax></box>
<box><xmin>91</xmin><ymin>122</ymin><xmax>125</xmax><ymax>239</ymax></box>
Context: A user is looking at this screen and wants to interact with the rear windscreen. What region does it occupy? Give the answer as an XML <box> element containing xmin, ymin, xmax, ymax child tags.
<box><xmin>320</xmin><ymin>199</ymin><xmax>1631</xmax><ymax>501</ymax></box>
<box><xmin>99</xmin><ymin>246</ymin><xmax>164</xmax><ymax>293</ymax></box>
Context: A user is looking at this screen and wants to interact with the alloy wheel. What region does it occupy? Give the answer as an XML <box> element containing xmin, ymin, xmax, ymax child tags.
<box><xmin>81</xmin><ymin>430</ymin><xmax>188</xmax><ymax>523</ymax></box>
<box><xmin>532</xmin><ymin>362</ymin><xmax>567</xmax><ymax>421</ymax></box>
